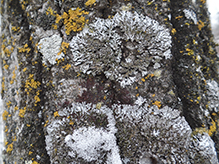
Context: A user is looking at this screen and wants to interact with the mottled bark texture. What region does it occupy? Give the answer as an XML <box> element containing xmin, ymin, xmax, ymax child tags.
<box><xmin>1</xmin><ymin>0</ymin><xmax>219</xmax><ymax>163</ymax></box>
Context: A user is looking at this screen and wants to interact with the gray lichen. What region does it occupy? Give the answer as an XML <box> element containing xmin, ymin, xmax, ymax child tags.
<box><xmin>70</xmin><ymin>11</ymin><xmax>172</xmax><ymax>87</ymax></box>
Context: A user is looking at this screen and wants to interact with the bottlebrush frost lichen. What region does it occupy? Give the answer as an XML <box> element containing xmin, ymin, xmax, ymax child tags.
<box><xmin>206</xmin><ymin>79</ymin><xmax>219</xmax><ymax>112</ymax></box>
<box><xmin>190</xmin><ymin>132</ymin><xmax>218</xmax><ymax>164</ymax></box>
<box><xmin>114</xmin><ymin>104</ymin><xmax>192</xmax><ymax>163</ymax></box>
<box><xmin>38</xmin><ymin>34</ymin><xmax>64</xmax><ymax>65</ymax></box>
<box><xmin>45</xmin><ymin>103</ymin><xmax>122</xmax><ymax>163</ymax></box>
<box><xmin>70</xmin><ymin>11</ymin><xmax>172</xmax><ymax>87</ymax></box>
<box><xmin>183</xmin><ymin>9</ymin><xmax>198</xmax><ymax>24</ymax></box>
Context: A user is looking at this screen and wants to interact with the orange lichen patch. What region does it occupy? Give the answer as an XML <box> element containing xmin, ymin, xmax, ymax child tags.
<box><xmin>197</xmin><ymin>20</ymin><xmax>204</xmax><ymax>30</ymax></box>
<box><xmin>54</xmin><ymin>111</ymin><xmax>60</xmax><ymax>117</ymax></box>
<box><xmin>56</xmin><ymin>7</ymin><xmax>89</xmax><ymax>35</ymax></box>
<box><xmin>18</xmin><ymin>43</ymin><xmax>31</xmax><ymax>53</ymax></box>
<box><xmin>152</xmin><ymin>101</ymin><xmax>161</xmax><ymax>109</ymax></box>
<box><xmin>171</xmin><ymin>28</ymin><xmax>176</xmax><ymax>35</ymax></box>
<box><xmin>19</xmin><ymin>108</ymin><xmax>26</xmax><ymax>118</ymax></box>
<box><xmin>85</xmin><ymin>0</ymin><xmax>96</xmax><ymax>6</ymax></box>
<box><xmin>200</xmin><ymin>0</ymin><xmax>206</xmax><ymax>4</ymax></box>
<box><xmin>6</xmin><ymin>143</ymin><xmax>13</xmax><ymax>153</ymax></box>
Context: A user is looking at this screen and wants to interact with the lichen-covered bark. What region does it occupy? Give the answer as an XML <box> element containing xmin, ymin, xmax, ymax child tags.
<box><xmin>1</xmin><ymin>0</ymin><xmax>219</xmax><ymax>163</ymax></box>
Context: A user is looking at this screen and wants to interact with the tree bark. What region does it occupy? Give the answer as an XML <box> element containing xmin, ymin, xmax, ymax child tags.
<box><xmin>1</xmin><ymin>0</ymin><xmax>219</xmax><ymax>163</ymax></box>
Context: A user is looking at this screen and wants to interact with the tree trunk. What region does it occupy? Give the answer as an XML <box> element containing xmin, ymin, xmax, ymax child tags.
<box><xmin>1</xmin><ymin>0</ymin><xmax>219</xmax><ymax>163</ymax></box>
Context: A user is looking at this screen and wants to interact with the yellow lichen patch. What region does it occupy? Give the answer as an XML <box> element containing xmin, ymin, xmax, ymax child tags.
<box><xmin>147</xmin><ymin>1</ymin><xmax>153</xmax><ymax>5</ymax></box>
<box><xmin>4</xmin><ymin>126</ymin><xmax>8</xmax><ymax>132</ymax></box>
<box><xmin>12</xmin><ymin>136</ymin><xmax>17</xmax><ymax>142</ymax></box>
<box><xmin>175</xmin><ymin>15</ymin><xmax>183</xmax><ymax>20</ymax></box>
<box><xmin>46</xmin><ymin>7</ymin><xmax>56</xmax><ymax>16</ymax></box>
<box><xmin>186</xmin><ymin>48</ymin><xmax>194</xmax><ymax>56</ymax></box>
<box><xmin>31</xmin><ymin>161</ymin><xmax>39</xmax><ymax>164</ymax></box>
<box><xmin>153</xmin><ymin>101</ymin><xmax>161</xmax><ymax>109</ymax></box>
<box><xmin>34</xmin><ymin>95</ymin><xmax>40</xmax><ymax>105</ymax></box>
<box><xmin>197</xmin><ymin>20</ymin><xmax>204</xmax><ymax>30</ymax></box>
<box><xmin>18</xmin><ymin>43</ymin><xmax>31</xmax><ymax>53</ymax></box>
<box><xmin>208</xmin><ymin>119</ymin><xmax>216</xmax><ymax>136</ymax></box>
<box><xmin>69</xmin><ymin>121</ymin><xmax>74</xmax><ymax>125</ymax></box>
<box><xmin>14</xmin><ymin>106</ymin><xmax>18</xmax><ymax>111</ymax></box>
<box><xmin>171</xmin><ymin>28</ymin><xmax>177</xmax><ymax>35</ymax></box>
<box><xmin>56</xmin><ymin>7</ymin><xmax>89</xmax><ymax>35</ymax></box>
<box><xmin>23</xmin><ymin>68</ymin><xmax>27</xmax><ymax>72</ymax></box>
<box><xmin>27</xmin><ymin>124</ymin><xmax>31</xmax><ymax>127</ymax></box>
<box><xmin>60</xmin><ymin>42</ymin><xmax>69</xmax><ymax>54</ymax></box>
<box><xmin>6</xmin><ymin>143</ymin><xmax>13</xmax><ymax>153</ymax></box>
<box><xmin>54</xmin><ymin>111</ymin><xmax>60</xmax><ymax>117</ymax></box>
<box><xmin>136</xmin><ymin>93</ymin><xmax>139</xmax><ymax>97</ymax></box>
<box><xmin>141</xmin><ymin>78</ymin><xmax>145</xmax><ymax>82</ymax></box>
<box><xmin>10</xmin><ymin>70</ymin><xmax>16</xmax><ymax>84</ymax></box>
<box><xmin>19</xmin><ymin>108</ymin><xmax>26</xmax><ymax>118</ymax></box>
<box><xmin>25</xmin><ymin>74</ymin><xmax>41</xmax><ymax>95</ymax></box>
<box><xmin>6</xmin><ymin>101</ymin><xmax>11</xmax><ymax>108</ymax></box>
<box><xmin>55</xmin><ymin>14</ymin><xmax>62</xmax><ymax>24</ymax></box>
<box><xmin>44</xmin><ymin>120</ymin><xmax>49</xmax><ymax>127</ymax></box>
<box><xmin>145</xmin><ymin>73</ymin><xmax>155</xmax><ymax>79</ymax></box>
<box><xmin>62</xmin><ymin>64</ymin><xmax>71</xmax><ymax>70</ymax></box>
<box><xmin>4</xmin><ymin>140</ymin><xmax>8</xmax><ymax>146</ymax></box>
<box><xmin>11</xmin><ymin>26</ymin><xmax>20</xmax><ymax>32</ymax></box>
<box><xmin>85</xmin><ymin>0</ymin><xmax>96</xmax><ymax>7</ymax></box>
<box><xmin>4</xmin><ymin>65</ymin><xmax>9</xmax><ymax>69</ymax></box>
<box><xmin>200</xmin><ymin>0</ymin><xmax>206</xmax><ymax>4</ymax></box>
<box><xmin>28</xmin><ymin>151</ymin><xmax>33</xmax><ymax>155</ymax></box>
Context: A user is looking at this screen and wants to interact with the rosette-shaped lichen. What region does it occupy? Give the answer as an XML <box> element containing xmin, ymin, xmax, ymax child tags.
<box><xmin>70</xmin><ymin>11</ymin><xmax>171</xmax><ymax>87</ymax></box>
<box><xmin>114</xmin><ymin>104</ymin><xmax>192</xmax><ymax>163</ymax></box>
<box><xmin>44</xmin><ymin>103</ymin><xmax>122</xmax><ymax>164</ymax></box>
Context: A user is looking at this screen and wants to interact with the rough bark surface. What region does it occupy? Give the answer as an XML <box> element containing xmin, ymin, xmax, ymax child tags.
<box><xmin>1</xmin><ymin>0</ymin><xmax>219</xmax><ymax>163</ymax></box>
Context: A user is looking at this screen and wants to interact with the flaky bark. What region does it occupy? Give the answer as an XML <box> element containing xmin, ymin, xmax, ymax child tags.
<box><xmin>1</xmin><ymin>0</ymin><xmax>219</xmax><ymax>163</ymax></box>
